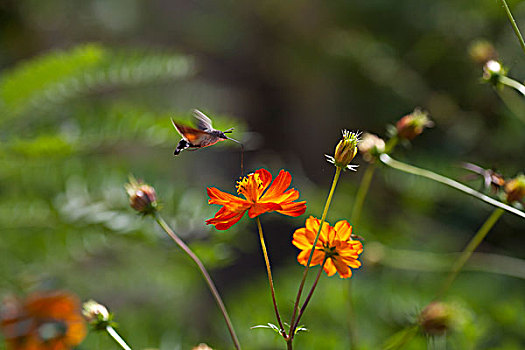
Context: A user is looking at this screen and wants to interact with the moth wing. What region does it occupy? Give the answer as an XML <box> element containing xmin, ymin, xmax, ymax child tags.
<box><xmin>192</xmin><ymin>109</ymin><xmax>214</xmax><ymax>131</ymax></box>
<box><xmin>171</xmin><ymin>119</ymin><xmax>209</xmax><ymax>144</ymax></box>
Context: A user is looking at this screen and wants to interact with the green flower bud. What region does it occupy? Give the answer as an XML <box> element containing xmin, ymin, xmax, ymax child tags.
<box><xmin>329</xmin><ymin>130</ymin><xmax>360</xmax><ymax>170</ymax></box>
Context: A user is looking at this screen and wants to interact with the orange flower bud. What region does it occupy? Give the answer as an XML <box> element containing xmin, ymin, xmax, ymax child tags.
<box><xmin>395</xmin><ymin>108</ymin><xmax>433</xmax><ymax>140</ymax></box>
<box><xmin>192</xmin><ymin>344</ymin><xmax>213</xmax><ymax>350</ymax></box>
<box><xmin>125</xmin><ymin>177</ymin><xmax>158</xmax><ymax>216</ymax></box>
<box><xmin>419</xmin><ymin>301</ymin><xmax>453</xmax><ymax>335</ymax></box>
<box><xmin>504</xmin><ymin>174</ymin><xmax>525</xmax><ymax>204</ymax></box>
<box><xmin>358</xmin><ymin>133</ymin><xmax>385</xmax><ymax>163</ymax></box>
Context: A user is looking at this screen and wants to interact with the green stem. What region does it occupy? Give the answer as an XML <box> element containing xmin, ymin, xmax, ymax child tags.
<box><xmin>382</xmin><ymin>325</ymin><xmax>419</xmax><ymax>350</ymax></box>
<box><xmin>436</xmin><ymin>208</ymin><xmax>504</xmax><ymax>299</ymax></box>
<box><xmin>106</xmin><ymin>326</ymin><xmax>132</xmax><ymax>350</ymax></box>
<box><xmin>255</xmin><ymin>217</ymin><xmax>286</xmax><ymax>336</ymax></box>
<box><xmin>351</xmin><ymin>164</ymin><xmax>376</xmax><ymax>228</ymax></box>
<box><xmin>289</xmin><ymin>166</ymin><xmax>342</xmax><ymax>339</ymax></box>
<box><xmin>499</xmin><ymin>75</ymin><xmax>525</xmax><ymax>96</ymax></box>
<box><xmin>497</xmin><ymin>0</ymin><xmax>525</xmax><ymax>57</ymax></box>
<box><xmin>379</xmin><ymin>154</ymin><xmax>525</xmax><ymax>220</ymax></box>
<box><xmin>292</xmin><ymin>257</ymin><xmax>328</xmax><ymax>330</ymax></box>
<box><xmin>154</xmin><ymin>213</ymin><xmax>241</xmax><ymax>350</ymax></box>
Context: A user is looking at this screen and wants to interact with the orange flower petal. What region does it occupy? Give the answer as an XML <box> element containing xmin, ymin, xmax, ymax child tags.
<box><xmin>207</xmin><ymin>168</ymin><xmax>306</xmax><ymax>230</ymax></box>
<box><xmin>334</xmin><ymin>220</ymin><xmax>352</xmax><ymax>241</ymax></box>
<box><xmin>305</xmin><ymin>216</ymin><xmax>320</xmax><ymax>232</ymax></box>
<box><xmin>206</xmin><ymin>207</ymin><xmax>246</xmax><ymax>230</ymax></box>
<box><xmin>323</xmin><ymin>259</ymin><xmax>337</xmax><ymax>276</ymax></box>
<box><xmin>247</xmin><ymin>202</ymin><xmax>282</xmax><ymax>218</ymax></box>
<box><xmin>310</xmin><ymin>250</ymin><xmax>325</xmax><ymax>265</ymax></box>
<box><xmin>292</xmin><ymin>228</ymin><xmax>313</xmax><ymax>250</ymax></box>
<box><xmin>254</xmin><ymin>169</ymin><xmax>273</xmax><ymax>194</ymax></box>
<box><xmin>207</xmin><ymin>187</ymin><xmax>249</xmax><ymax>208</ymax></box>
<box><xmin>332</xmin><ymin>257</ymin><xmax>352</xmax><ymax>278</ymax></box>
<box><xmin>261</xmin><ymin>170</ymin><xmax>291</xmax><ymax>200</ymax></box>
<box><xmin>207</xmin><ymin>211</ymin><xmax>245</xmax><ymax>230</ymax></box>
<box><xmin>297</xmin><ymin>249</ymin><xmax>312</xmax><ymax>265</ymax></box>
<box><xmin>276</xmin><ymin>201</ymin><xmax>306</xmax><ymax>217</ymax></box>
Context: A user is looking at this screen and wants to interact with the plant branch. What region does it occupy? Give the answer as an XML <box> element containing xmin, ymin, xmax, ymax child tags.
<box><xmin>497</xmin><ymin>0</ymin><xmax>525</xmax><ymax>57</ymax></box>
<box><xmin>436</xmin><ymin>208</ymin><xmax>504</xmax><ymax>299</ymax></box>
<box><xmin>379</xmin><ymin>154</ymin><xmax>525</xmax><ymax>219</ymax></box>
<box><xmin>255</xmin><ymin>216</ymin><xmax>286</xmax><ymax>336</ymax></box>
<box><xmin>106</xmin><ymin>326</ymin><xmax>133</xmax><ymax>350</ymax></box>
<box><xmin>351</xmin><ymin>163</ymin><xmax>376</xmax><ymax>228</ymax></box>
<box><xmin>289</xmin><ymin>166</ymin><xmax>342</xmax><ymax>338</ymax></box>
<box><xmin>499</xmin><ymin>75</ymin><xmax>525</xmax><ymax>96</ymax></box>
<box><xmin>293</xmin><ymin>257</ymin><xmax>327</xmax><ymax>330</ymax></box>
<box><xmin>154</xmin><ymin>213</ymin><xmax>241</xmax><ymax>350</ymax></box>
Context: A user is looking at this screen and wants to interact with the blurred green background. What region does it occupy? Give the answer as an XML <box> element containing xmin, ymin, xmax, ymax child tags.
<box><xmin>1</xmin><ymin>0</ymin><xmax>525</xmax><ymax>349</ymax></box>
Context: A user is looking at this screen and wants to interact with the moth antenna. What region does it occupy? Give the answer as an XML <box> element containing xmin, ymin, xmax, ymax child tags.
<box><xmin>224</xmin><ymin>127</ymin><xmax>234</xmax><ymax>134</ymax></box>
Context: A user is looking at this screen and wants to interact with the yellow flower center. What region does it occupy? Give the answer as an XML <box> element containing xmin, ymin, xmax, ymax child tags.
<box><xmin>321</xmin><ymin>243</ymin><xmax>338</xmax><ymax>258</ymax></box>
<box><xmin>236</xmin><ymin>173</ymin><xmax>264</xmax><ymax>201</ymax></box>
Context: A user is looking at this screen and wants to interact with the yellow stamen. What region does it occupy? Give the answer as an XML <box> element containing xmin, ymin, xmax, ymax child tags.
<box><xmin>236</xmin><ymin>173</ymin><xmax>263</xmax><ymax>200</ymax></box>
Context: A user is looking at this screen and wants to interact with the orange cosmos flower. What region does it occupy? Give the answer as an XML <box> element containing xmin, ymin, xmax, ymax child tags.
<box><xmin>206</xmin><ymin>169</ymin><xmax>306</xmax><ymax>230</ymax></box>
<box><xmin>0</xmin><ymin>290</ymin><xmax>87</xmax><ymax>350</ymax></box>
<box><xmin>292</xmin><ymin>216</ymin><xmax>363</xmax><ymax>278</ymax></box>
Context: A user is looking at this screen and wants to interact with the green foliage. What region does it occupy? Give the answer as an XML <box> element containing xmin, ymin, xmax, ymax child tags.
<box><xmin>0</xmin><ymin>43</ymin><xmax>195</xmax><ymax>124</ymax></box>
<box><xmin>1</xmin><ymin>1</ymin><xmax>525</xmax><ymax>349</ymax></box>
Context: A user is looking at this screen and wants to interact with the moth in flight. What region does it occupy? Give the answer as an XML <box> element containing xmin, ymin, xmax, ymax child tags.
<box><xmin>171</xmin><ymin>109</ymin><xmax>244</xmax><ymax>173</ymax></box>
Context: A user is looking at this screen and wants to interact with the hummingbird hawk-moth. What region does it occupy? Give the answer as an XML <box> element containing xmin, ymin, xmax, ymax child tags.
<box><xmin>171</xmin><ymin>109</ymin><xmax>244</xmax><ymax>173</ymax></box>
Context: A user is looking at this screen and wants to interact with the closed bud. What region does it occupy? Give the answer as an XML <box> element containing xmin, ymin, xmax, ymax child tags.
<box><xmin>483</xmin><ymin>60</ymin><xmax>507</xmax><ymax>87</ymax></box>
<box><xmin>125</xmin><ymin>177</ymin><xmax>158</xmax><ymax>216</ymax></box>
<box><xmin>358</xmin><ymin>133</ymin><xmax>385</xmax><ymax>163</ymax></box>
<box><xmin>395</xmin><ymin>108</ymin><xmax>433</xmax><ymax>140</ymax></box>
<box><xmin>82</xmin><ymin>300</ymin><xmax>115</xmax><ymax>331</ymax></box>
<box><xmin>504</xmin><ymin>174</ymin><xmax>525</xmax><ymax>204</ymax></box>
<box><xmin>419</xmin><ymin>301</ymin><xmax>453</xmax><ymax>335</ymax></box>
<box><xmin>192</xmin><ymin>344</ymin><xmax>213</xmax><ymax>350</ymax></box>
<box><xmin>82</xmin><ymin>300</ymin><xmax>109</xmax><ymax>323</ymax></box>
<box><xmin>328</xmin><ymin>130</ymin><xmax>360</xmax><ymax>170</ymax></box>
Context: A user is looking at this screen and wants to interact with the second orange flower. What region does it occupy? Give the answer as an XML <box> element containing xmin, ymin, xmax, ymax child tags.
<box><xmin>206</xmin><ymin>169</ymin><xmax>307</xmax><ymax>230</ymax></box>
<box><xmin>292</xmin><ymin>216</ymin><xmax>363</xmax><ymax>278</ymax></box>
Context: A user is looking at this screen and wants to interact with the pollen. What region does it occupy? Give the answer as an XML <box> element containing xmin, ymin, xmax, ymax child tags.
<box><xmin>236</xmin><ymin>173</ymin><xmax>263</xmax><ymax>196</ymax></box>
<box><xmin>236</xmin><ymin>176</ymin><xmax>250</xmax><ymax>194</ymax></box>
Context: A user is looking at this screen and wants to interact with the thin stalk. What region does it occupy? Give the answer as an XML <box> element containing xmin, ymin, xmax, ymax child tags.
<box><xmin>436</xmin><ymin>208</ymin><xmax>504</xmax><ymax>299</ymax></box>
<box><xmin>255</xmin><ymin>217</ymin><xmax>286</xmax><ymax>336</ymax></box>
<box><xmin>106</xmin><ymin>326</ymin><xmax>132</xmax><ymax>350</ymax></box>
<box><xmin>379</xmin><ymin>154</ymin><xmax>525</xmax><ymax>220</ymax></box>
<box><xmin>351</xmin><ymin>164</ymin><xmax>376</xmax><ymax>228</ymax></box>
<box><xmin>382</xmin><ymin>325</ymin><xmax>419</xmax><ymax>350</ymax></box>
<box><xmin>497</xmin><ymin>0</ymin><xmax>525</xmax><ymax>57</ymax></box>
<box><xmin>499</xmin><ymin>75</ymin><xmax>525</xmax><ymax>96</ymax></box>
<box><xmin>154</xmin><ymin>213</ymin><xmax>241</xmax><ymax>350</ymax></box>
<box><xmin>351</xmin><ymin>136</ymin><xmax>398</xmax><ymax>226</ymax></box>
<box><xmin>292</xmin><ymin>257</ymin><xmax>327</xmax><ymax>330</ymax></box>
<box><xmin>289</xmin><ymin>166</ymin><xmax>342</xmax><ymax>339</ymax></box>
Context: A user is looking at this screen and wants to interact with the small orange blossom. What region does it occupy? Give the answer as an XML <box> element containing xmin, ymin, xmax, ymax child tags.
<box><xmin>0</xmin><ymin>290</ymin><xmax>87</xmax><ymax>350</ymax></box>
<box><xmin>292</xmin><ymin>216</ymin><xmax>363</xmax><ymax>278</ymax></box>
<box><xmin>206</xmin><ymin>169</ymin><xmax>306</xmax><ymax>230</ymax></box>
